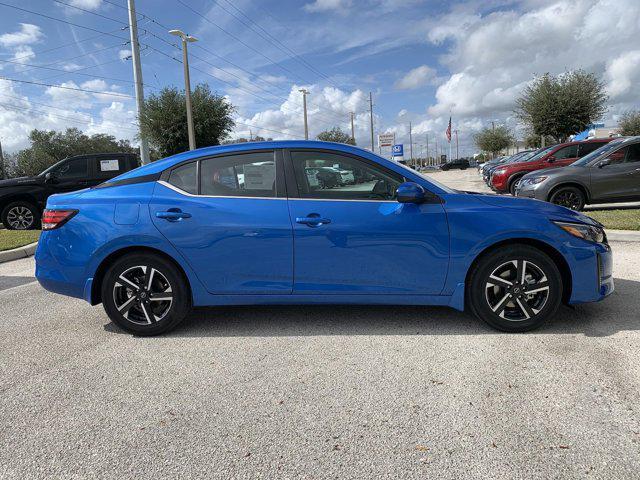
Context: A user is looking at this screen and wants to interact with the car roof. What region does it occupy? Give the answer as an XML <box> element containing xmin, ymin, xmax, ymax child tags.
<box><xmin>112</xmin><ymin>140</ymin><xmax>413</xmax><ymax>182</ymax></box>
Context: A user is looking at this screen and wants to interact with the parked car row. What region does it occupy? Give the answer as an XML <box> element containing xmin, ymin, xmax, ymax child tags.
<box><xmin>477</xmin><ymin>137</ymin><xmax>640</xmax><ymax>210</ymax></box>
<box><xmin>0</xmin><ymin>153</ymin><xmax>139</xmax><ymax>230</ymax></box>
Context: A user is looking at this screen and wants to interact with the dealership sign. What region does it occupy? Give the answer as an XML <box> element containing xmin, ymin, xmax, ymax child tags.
<box><xmin>378</xmin><ymin>133</ymin><xmax>395</xmax><ymax>147</ymax></box>
<box><xmin>392</xmin><ymin>144</ymin><xmax>404</xmax><ymax>157</ymax></box>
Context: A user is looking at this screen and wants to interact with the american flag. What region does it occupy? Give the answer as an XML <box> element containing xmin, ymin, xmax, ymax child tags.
<box><xmin>446</xmin><ymin>117</ymin><xmax>452</xmax><ymax>143</ymax></box>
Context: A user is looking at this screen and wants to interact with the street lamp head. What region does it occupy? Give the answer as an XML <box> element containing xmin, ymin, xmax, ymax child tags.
<box><xmin>169</xmin><ymin>29</ymin><xmax>198</xmax><ymax>42</ymax></box>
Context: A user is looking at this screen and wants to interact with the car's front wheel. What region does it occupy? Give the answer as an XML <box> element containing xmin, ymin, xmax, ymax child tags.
<box><xmin>467</xmin><ymin>245</ymin><xmax>562</xmax><ymax>332</ymax></box>
<box><xmin>549</xmin><ymin>186</ymin><xmax>585</xmax><ymax>211</ymax></box>
<box><xmin>1</xmin><ymin>201</ymin><xmax>40</xmax><ymax>230</ymax></box>
<box><xmin>101</xmin><ymin>253</ymin><xmax>192</xmax><ymax>336</ymax></box>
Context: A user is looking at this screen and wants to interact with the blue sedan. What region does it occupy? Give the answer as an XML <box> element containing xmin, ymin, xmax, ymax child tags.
<box><xmin>35</xmin><ymin>141</ymin><xmax>613</xmax><ymax>335</ymax></box>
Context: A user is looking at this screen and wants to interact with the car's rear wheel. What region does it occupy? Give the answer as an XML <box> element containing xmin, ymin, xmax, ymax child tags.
<box><xmin>549</xmin><ymin>186</ymin><xmax>585</xmax><ymax>211</ymax></box>
<box><xmin>467</xmin><ymin>245</ymin><xmax>562</xmax><ymax>332</ymax></box>
<box><xmin>101</xmin><ymin>253</ymin><xmax>191</xmax><ymax>336</ymax></box>
<box><xmin>1</xmin><ymin>201</ymin><xmax>40</xmax><ymax>230</ymax></box>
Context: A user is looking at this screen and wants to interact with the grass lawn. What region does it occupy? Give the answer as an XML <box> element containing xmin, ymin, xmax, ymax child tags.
<box><xmin>586</xmin><ymin>209</ymin><xmax>640</xmax><ymax>231</ymax></box>
<box><xmin>0</xmin><ymin>229</ymin><xmax>41</xmax><ymax>252</ymax></box>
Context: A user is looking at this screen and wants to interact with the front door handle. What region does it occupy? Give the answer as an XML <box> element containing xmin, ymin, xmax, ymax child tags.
<box><xmin>296</xmin><ymin>213</ymin><xmax>331</xmax><ymax>227</ymax></box>
<box><xmin>156</xmin><ymin>209</ymin><xmax>192</xmax><ymax>222</ymax></box>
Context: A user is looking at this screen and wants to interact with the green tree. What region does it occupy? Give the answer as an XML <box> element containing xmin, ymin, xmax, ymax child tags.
<box><xmin>474</xmin><ymin>126</ymin><xmax>514</xmax><ymax>157</ymax></box>
<box><xmin>516</xmin><ymin>70</ymin><xmax>608</xmax><ymax>143</ymax></box>
<box><xmin>618</xmin><ymin>110</ymin><xmax>640</xmax><ymax>136</ymax></box>
<box><xmin>316</xmin><ymin>126</ymin><xmax>355</xmax><ymax>145</ymax></box>
<box><xmin>12</xmin><ymin>128</ymin><xmax>136</xmax><ymax>177</ymax></box>
<box><xmin>140</xmin><ymin>83</ymin><xmax>235</xmax><ymax>157</ymax></box>
<box><xmin>523</xmin><ymin>131</ymin><xmax>555</xmax><ymax>149</ymax></box>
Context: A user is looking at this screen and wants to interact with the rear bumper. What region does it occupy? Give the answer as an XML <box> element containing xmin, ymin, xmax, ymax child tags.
<box><xmin>34</xmin><ymin>232</ymin><xmax>86</xmax><ymax>300</ymax></box>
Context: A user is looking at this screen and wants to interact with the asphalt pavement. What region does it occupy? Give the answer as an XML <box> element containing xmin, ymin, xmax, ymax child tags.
<box><xmin>1</xmin><ymin>175</ymin><xmax>639</xmax><ymax>479</ymax></box>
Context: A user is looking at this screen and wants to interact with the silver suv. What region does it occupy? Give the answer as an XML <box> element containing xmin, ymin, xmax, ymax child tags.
<box><xmin>515</xmin><ymin>136</ymin><xmax>640</xmax><ymax>210</ymax></box>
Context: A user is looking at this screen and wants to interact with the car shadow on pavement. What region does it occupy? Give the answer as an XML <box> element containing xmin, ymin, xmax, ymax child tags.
<box><xmin>103</xmin><ymin>278</ymin><xmax>640</xmax><ymax>338</ymax></box>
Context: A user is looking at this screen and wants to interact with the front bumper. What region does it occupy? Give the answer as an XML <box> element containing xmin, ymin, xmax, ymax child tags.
<box><xmin>568</xmin><ymin>241</ymin><xmax>614</xmax><ymax>304</ymax></box>
<box><xmin>514</xmin><ymin>182</ymin><xmax>547</xmax><ymax>200</ymax></box>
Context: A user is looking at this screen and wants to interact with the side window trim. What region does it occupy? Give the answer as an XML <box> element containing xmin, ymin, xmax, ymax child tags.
<box><xmin>283</xmin><ymin>148</ymin><xmax>409</xmax><ymax>201</ymax></box>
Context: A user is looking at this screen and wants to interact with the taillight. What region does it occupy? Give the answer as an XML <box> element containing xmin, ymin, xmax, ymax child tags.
<box><xmin>41</xmin><ymin>209</ymin><xmax>78</xmax><ymax>230</ymax></box>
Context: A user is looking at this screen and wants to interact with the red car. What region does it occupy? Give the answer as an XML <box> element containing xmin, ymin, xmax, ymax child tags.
<box><xmin>490</xmin><ymin>138</ymin><xmax>615</xmax><ymax>194</ymax></box>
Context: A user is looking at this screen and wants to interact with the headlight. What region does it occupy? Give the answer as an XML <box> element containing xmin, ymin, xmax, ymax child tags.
<box><xmin>493</xmin><ymin>168</ymin><xmax>507</xmax><ymax>175</ymax></box>
<box><xmin>521</xmin><ymin>176</ymin><xmax>547</xmax><ymax>186</ymax></box>
<box><xmin>553</xmin><ymin>221</ymin><xmax>606</xmax><ymax>243</ymax></box>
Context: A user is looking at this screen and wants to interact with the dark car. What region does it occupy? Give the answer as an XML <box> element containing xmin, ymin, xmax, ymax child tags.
<box><xmin>483</xmin><ymin>150</ymin><xmax>537</xmax><ymax>184</ymax></box>
<box><xmin>490</xmin><ymin>138</ymin><xmax>614</xmax><ymax>195</ymax></box>
<box><xmin>440</xmin><ymin>158</ymin><xmax>470</xmax><ymax>170</ymax></box>
<box><xmin>516</xmin><ymin>136</ymin><xmax>640</xmax><ymax>210</ymax></box>
<box><xmin>0</xmin><ymin>153</ymin><xmax>139</xmax><ymax>230</ymax></box>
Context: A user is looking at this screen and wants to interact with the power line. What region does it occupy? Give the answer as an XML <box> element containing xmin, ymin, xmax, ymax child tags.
<box><xmin>52</xmin><ymin>0</ymin><xmax>127</xmax><ymax>25</ymax></box>
<box><xmin>215</xmin><ymin>0</ymin><xmax>337</xmax><ymax>87</ymax></box>
<box><xmin>0</xmin><ymin>2</ymin><xmax>130</xmax><ymax>41</ymax></box>
<box><xmin>0</xmin><ymin>76</ymin><xmax>133</xmax><ymax>98</ymax></box>
<box><xmin>175</xmin><ymin>0</ymin><xmax>314</xmax><ymax>86</ymax></box>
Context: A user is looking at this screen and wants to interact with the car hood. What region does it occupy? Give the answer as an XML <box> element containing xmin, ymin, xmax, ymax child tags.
<box><xmin>0</xmin><ymin>176</ymin><xmax>41</xmax><ymax>187</ymax></box>
<box><xmin>471</xmin><ymin>193</ymin><xmax>601</xmax><ymax>227</ymax></box>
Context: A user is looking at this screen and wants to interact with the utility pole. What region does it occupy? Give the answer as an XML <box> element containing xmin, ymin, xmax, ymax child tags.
<box><xmin>0</xmin><ymin>139</ymin><xmax>5</xmax><ymax>180</ymax></box>
<box><xmin>349</xmin><ymin>111</ymin><xmax>355</xmax><ymax>143</ymax></box>
<box><xmin>368</xmin><ymin>92</ymin><xmax>374</xmax><ymax>151</ymax></box>
<box><xmin>299</xmin><ymin>89</ymin><xmax>309</xmax><ymax>140</ymax></box>
<box><xmin>435</xmin><ymin>136</ymin><xmax>438</xmax><ymax>164</ymax></box>
<box><xmin>409</xmin><ymin>121</ymin><xmax>413</xmax><ymax>165</ymax></box>
<box><xmin>454</xmin><ymin>129</ymin><xmax>459</xmax><ymax>160</ymax></box>
<box><xmin>170</xmin><ymin>29</ymin><xmax>198</xmax><ymax>150</ymax></box>
<box><xmin>425</xmin><ymin>134</ymin><xmax>429</xmax><ymax>167</ymax></box>
<box><xmin>127</xmin><ymin>0</ymin><xmax>150</xmax><ymax>164</ymax></box>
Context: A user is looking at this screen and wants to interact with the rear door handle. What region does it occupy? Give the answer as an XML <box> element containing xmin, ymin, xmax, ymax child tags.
<box><xmin>156</xmin><ymin>209</ymin><xmax>192</xmax><ymax>222</ymax></box>
<box><xmin>296</xmin><ymin>213</ymin><xmax>331</xmax><ymax>227</ymax></box>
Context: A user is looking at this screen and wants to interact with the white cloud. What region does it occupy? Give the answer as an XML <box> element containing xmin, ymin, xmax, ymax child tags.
<box><xmin>11</xmin><ymin>46</ymin><xmax>35</xmax><ymax>66</ymax></box>
<box><xmin>233</xmin><ymin>84</ymin><xmax>370</xmax><ymax>143</ymax></box>
<box><xmin>85</xmin><ymin>102</ymin><xmax>138</xmax><ymax>141</ymax></box>
<box><xmin>304</xmin><ymin>0</ymin><xmax>351</xmax><ymax>13</ymax></box>
<box><xmin>0</xmin><ymin>24</ymin><xmax>43</xmax><ymax>47</ymax></box>
<box><xmin>61</xmin><ymin>0</ymin><xmax>102</xmax><ymax>10</ymax></box>
<box><xmin>395</xmin><ymin>65</ymin><xmax>436</xmax><ymax>90</ymax></box>
<box><xmin>605</xmin><ymin>50</ymin><xmax>640</xmax><ymax>101</ymax></box>
<box><xmin>416</xmin><ymin>0</ymin><xmax>640</xmax><ymax>152</ymax></box>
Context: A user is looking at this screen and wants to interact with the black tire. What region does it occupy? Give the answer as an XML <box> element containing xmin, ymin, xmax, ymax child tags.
<box><xmin>508</xmin><ymin>175</ymin><xmax>524</xmax><ymax>196</ymax></box>
<box><xmin>467</xmin><ymin>245</ymin><xmax>563</xmax><ymax>332</ymax></box>
<box><xmin>549</xmin><ymin>186</ymin><xmax>586</xmax><ymax>211</ymax></box>
<box><xmin>101</xmin><ymin>253</ymin><xmax>191</xmax><ymax>336</ymax></box>
<box><xmin>1</xmin><ymin>201</ymin><xmax>40</xmax><ymax>230</ymax></box>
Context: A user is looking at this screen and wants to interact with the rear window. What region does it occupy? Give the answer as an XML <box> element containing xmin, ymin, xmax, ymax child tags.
<box><xmin>168</xmin><ymin>162</ymin><xmax>197</xmax><ymax>194</ymax></box>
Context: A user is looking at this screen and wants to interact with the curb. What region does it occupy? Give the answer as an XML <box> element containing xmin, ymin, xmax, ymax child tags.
<box><xmin>607</xmin><ymin>229</ymin><xmax>640</xmax><ymax>243</ymax></box>
<box><xmin>0</xmin><ymin>242</ymin><xmax>38</xmax><ymax>264</ymax></box>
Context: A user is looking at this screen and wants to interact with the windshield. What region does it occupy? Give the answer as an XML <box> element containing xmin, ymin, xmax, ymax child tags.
<box><xmin>521</xmin><ymin>145</ymin><xmax>555</xmax><ymax>163</ymax></box>
<box><xmin>38</xmin><ymin>158</ymin><xmax>68</xmax><ymax>177</ymax></box>
<box><xmin>513</xmin><ymin>149</ymin><xmax>541</xmax><ymax>163</ymax></box>
<box><xmin>571</xmin><ymin>139</ymin><xmax>625</xmax><ymax>166</ymax></box>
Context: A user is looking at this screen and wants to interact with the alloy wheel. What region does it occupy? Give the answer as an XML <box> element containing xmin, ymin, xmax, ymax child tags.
<box><xmin>113</xmin><ymin>265</ymin><xmax>173</xmax><ymax>325</ymax></box>
<box><xmin>553</xmin><ymin>190</ymin><xmax>582</xmax><ymax>210</ymax></box>
<box><xmin>6</xmin><ymin>206</ymin><xmax>34</xmax><ymax>230</ymax></box>
<box><xmin>485</xmin><ymin>260</ymin><xmax>550</xmax><ymax>321</ymax></box>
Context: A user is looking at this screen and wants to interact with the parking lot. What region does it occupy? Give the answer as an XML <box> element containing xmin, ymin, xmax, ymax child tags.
<box><xmin>1</xmin><ymin>173</ymin><xmax>639</xmax><ymax>479</ymax></box>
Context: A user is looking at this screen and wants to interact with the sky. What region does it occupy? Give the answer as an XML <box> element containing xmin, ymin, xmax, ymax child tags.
<box><xmin>0</xmin><ymin>0</ymin><xmax>638</xmax><ymax>157</ymax></box>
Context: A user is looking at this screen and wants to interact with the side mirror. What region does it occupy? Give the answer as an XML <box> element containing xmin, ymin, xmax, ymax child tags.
<box><xmin>547</xmin><ymin>156</ymin><xmax>556</xmax><ymax>163</ymax></box>
<box><xmin>396</xmin><ymin>182</ymin><xmax>426</xmax><ymax>204</ymax></box>
<box><xmin>44</xmin><ymin>172</ymin><xmax>58</xmax><ymax>183</ymax></box>
<box><xmin>597</xmin><ymin>159</ymin><xmax>610</xmax><ymax>169</ymax></box>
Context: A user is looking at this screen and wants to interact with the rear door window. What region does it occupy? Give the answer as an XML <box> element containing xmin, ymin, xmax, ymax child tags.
<box><xmin>168</xmin><ymin>162</ymin><xmax>198</xmax><ymax>194</ymax></box>
<box><xmin>93</xmin><ymin>158</ymin><xmax>125</xmax><ymax>178</ymax></box>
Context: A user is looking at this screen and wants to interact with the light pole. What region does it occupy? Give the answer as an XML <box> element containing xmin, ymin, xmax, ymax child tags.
<box><xmin>170</xmin><ymin>29</ymin><xmax>197</xmax><ymax>150</ymax></box>
<box><xmin>350</xmin><ymin>111</ymin><xmax>355</xmax><ymax>144</ymax></box>
<box><xmin>299</xmin><ymin>89</ymin><xmax>309</xmax><ymax>140</ymax></box>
